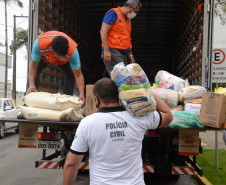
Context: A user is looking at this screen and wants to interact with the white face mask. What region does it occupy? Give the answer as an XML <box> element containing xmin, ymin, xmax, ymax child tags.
<box><xmin>127</xmin><ymin>11</ymin><xmax>137</xmax><ymax>19</ymax></box>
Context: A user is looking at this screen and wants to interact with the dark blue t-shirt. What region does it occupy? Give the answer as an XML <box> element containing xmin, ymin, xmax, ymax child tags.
<box><xmin>102</xmin><ymin>10</ymin><xmax>130</xmax><ymax>54</ymax></box>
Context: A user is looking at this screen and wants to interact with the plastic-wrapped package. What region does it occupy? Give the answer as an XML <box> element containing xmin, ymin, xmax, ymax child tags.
<box><xmin>179</xmin><ymin>86</ymin><xmax>206</xmax><ymax>102</ymax></box>
<box><xmin>168</xmin><ymin>111</ymin><xmax>206</xmax><ymax>129</ymax></box>
<box><xmin>111</xmin><ymin>62</ymin><xmax>129</xmax><ymax>81</ymax></box>
<box><xmin>184</xmin><ymin>98</ymin><xmax>202</xmax><ymax>104</ymax></box>
<box><xmin>151</xmin><ymin>88</ymin><xmax>179</xmax><ymax>108</ymax></box>
<box><xmin>154</xmin><ymin>70</ymin><xmax>187</xmax><ymax>91</ymax></box>
<box><xmin>111</xmin><ymin>62</ymin><xmax>156</xmax><ymax>116</ymax></box>
<box><xmin>118</xmin><ymin>83</ymin><xmax>151</xmax><ymax>91</ymax></box>
<box><xmin>215</xmin><ymin>87</ymin><xmax>226</xmax><ymax>95</ymax></box>
<box><xmin>170</xmin><ymin>105</ymin><xmax>184</xmax><ymax>113</ymax></box>
<box><xmin>184</xmin><ymin>103</ymin><xmax>201</xmax><ymax>113</ymax></box>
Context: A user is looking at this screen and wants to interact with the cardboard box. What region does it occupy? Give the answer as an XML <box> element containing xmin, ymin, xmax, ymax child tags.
<box><xmin>18</xmin><ymin>123</ymin><xmax>38</xmax><ymax>148</ymax></box>
<box><xmin>199</xmin><ymin>92</ymin><xmax>226</xmax><ymax>128</ymax></box>
<box><xmin>179</xmin><ymin>129</ymin><xmax>199</xmax><ymax>155</ymax></box>
<box><xmin>86</xmin><ymin>85</ymin><xmax>98</xmax><ymax>116</ymax></box>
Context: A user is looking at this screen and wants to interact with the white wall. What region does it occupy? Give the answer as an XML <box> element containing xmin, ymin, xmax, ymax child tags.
<box><xmin>0</xmin><ymin>52</ymin><xmax>12</xmax><ymax>92</ymax></box>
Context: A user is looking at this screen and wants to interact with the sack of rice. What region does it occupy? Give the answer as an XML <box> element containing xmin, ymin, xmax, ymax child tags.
<box><xmin>24</xmin><ymin>92</ymin><xmax>83</xmax><ymax>111</ymax></box>
<box><xmin>20</xmin><ymin>106</ymin><xmax>83</xmax><ymax>121</ymax></box>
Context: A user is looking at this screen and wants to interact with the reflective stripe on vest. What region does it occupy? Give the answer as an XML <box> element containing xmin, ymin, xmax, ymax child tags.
<box><xmin>102</xmin><ymin>6</ymin><xmax>132</xmax><ymax>50</ymax></box>
<box><xmin>38</xmin><ymin>31</ymin><xmax>78</xmax><ymax>65</ymax></box>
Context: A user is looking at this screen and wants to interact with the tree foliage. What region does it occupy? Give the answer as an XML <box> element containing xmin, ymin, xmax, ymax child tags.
<box><xmin>0</xmin><ymin>0</ymin><xmax>23</xmax><ymax>8</ymax></box>
<box><xmin>215</xmin><ymin>0</ymin><xmax>226</xmax><ymax>25</ymax></box>
<box><xmin>10</xmin><ymin>28</ymin><xmax>28</xmax><ymax>53</ymax></box>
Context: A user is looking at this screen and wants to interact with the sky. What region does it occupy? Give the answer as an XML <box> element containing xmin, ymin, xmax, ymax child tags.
<box><xmin>0</xmin><ymin>1</ymin><xmax>226</xmax><ymax>92</ymax></box>
<box><xmin>213</xmin><ymin>16</ymin><xmax>226</xmax><ymax>48</ymax></box>
<box><xmin>0</xmin><ymin>0</ymin><xmax>29</xmax><ymax>92</ymax></box>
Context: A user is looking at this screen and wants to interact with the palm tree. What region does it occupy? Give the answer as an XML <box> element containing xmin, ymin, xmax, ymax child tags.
<box><xmin>0</xmin><ymin>0</ymin><xmax>23</xmax><ymax>97</ymax></box>
<box><xmin>10</xmin><ymin>28</ymin><xmax>28</xmax><ymax>53</ymax></box>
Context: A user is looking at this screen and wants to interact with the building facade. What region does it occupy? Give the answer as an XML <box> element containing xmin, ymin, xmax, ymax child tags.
<box><xmin>0</xmin><ymin>52</ymin><xmax>12</xmax><ymax>95</ymax></box>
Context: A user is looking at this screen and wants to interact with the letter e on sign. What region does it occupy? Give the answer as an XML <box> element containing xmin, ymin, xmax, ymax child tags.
<box><xmin>213</xmin><ymin>49</ymin><xmax>225</xmax><ymax>64</ymax></box>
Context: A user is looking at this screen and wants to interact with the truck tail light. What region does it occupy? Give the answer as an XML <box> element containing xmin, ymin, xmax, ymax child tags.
<box><xmin>147</xmin><ymin>131</ymin><xmax>159</xmax><ymax>136</ymax></box>
<box><xmin>37</xmin><ymin>132</ymin><xmax>61</xmax><ymax>141</ymax></box>
<box><xmin>72</xmin><ymin>128</ymin><xmax>77</xmax><ymax>133</ymax></box>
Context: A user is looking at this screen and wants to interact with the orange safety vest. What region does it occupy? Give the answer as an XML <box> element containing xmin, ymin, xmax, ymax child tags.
<box><xmin>102</xmin><ymin>6</ymin><xmax>132</xmax><ymax>50</ymax></box>
<box><xmin>37</xmin><ymin>31</ymin><xmax>78</xmax><ymax>65</ymax></box>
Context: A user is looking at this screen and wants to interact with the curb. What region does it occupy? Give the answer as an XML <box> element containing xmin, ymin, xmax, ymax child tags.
<box><xmin>186</xmin><ymin>162</ymin><xmax>212</xmax><ymax>185</ymax></box>
<box><xmin>193</xmin><ymin>171</ymin><xmax>212</xmax><ymax>185</ymax></box>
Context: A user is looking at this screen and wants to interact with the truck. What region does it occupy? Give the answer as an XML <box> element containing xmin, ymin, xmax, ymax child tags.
<box><xmin>0</xmin><ymin>98</ymin><xmax>21</xmax><ymax>138</ymax></box>
<box><xmin>2</xmin><ymin>0</ymin><xmax>219</xmax><ymax>180</ymax></box>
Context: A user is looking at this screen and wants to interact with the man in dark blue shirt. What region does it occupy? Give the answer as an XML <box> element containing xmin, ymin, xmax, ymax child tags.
<box><xmin>100</xmin><ymin>0</ymin><xmax>141</xmax><ymax>75</ymax></box>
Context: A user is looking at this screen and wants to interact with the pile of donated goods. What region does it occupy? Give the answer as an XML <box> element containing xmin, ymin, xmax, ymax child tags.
<box><xmin>111</xmin><ymin>62</ymin><xmax>224</xmax><ymax>129</ymax></box>
<box><xmin>20</xmin><ymin>62</ymin><xmax>226</xmax><ymax>127</ymax></box>
<box><xmin>20</xmin><ymin>92</ymin><xmax>84</xmax><ymax>121</ymax></box>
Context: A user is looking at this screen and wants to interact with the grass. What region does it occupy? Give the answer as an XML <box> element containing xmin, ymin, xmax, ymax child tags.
<box><xmin>196</xmin><ymin>149</ymin><xmax>226</xmax><ymax>185</ymax></box>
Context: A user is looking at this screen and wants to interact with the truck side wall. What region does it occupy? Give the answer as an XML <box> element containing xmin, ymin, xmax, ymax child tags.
<box><xmin>31</xmin><ymin>0</ymin><xmax>210</xmax><ymax>93</ymax></box>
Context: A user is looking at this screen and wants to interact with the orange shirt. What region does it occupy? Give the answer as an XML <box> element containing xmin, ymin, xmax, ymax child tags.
<box><xmin>102</xmin><ymin>6</ymin><xmax>132</xmax><ymax>50</ymax></box>
<box><xmin>38</xmin><ymin>31</ymin><xmax>78</xmax><ymax>65</ymax></box>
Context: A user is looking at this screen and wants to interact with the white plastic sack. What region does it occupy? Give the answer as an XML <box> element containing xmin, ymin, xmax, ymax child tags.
<box><xmin>24</xmin><ymin>92</ymin><xmax>83</xmax><ymax>111</ymax></box>
<box><xmin>184</xmin><ymin>103</ymin><xmax>201</xmax><ymax>113</ymax></box>
<box><xmin>111</xmin><ymin>62</ymin><xmax>156</xmax><ymax>116</ymax></box>
<box><xmin>151</xmin><ymin>88</ymin><xmax>179</xmax><ymax>108</ymax></box>
<box><xmin>154</xmin><ymin>70</ymin><xmax>187</xmax><ymax>91</ymax></box>
<box><xmin>20</xmin><ymin>106</ymin><xmax>83</xmax><ymax>121</ymax></box>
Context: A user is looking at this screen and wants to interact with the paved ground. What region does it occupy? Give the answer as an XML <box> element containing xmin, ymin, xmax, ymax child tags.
<box><xmin>200</xmin><ymin>130</ymin><xmax>226</xmax><ymax>149</ymax></box>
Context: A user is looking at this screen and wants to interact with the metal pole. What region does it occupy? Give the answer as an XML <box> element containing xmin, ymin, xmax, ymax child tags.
<box><xmin>209</xmin><ymin>0</ymin><xmax>215</xmax><ymax>92</ymax></box>
<box><xmin>215</xmin><ymin>130</ymin><xmax>218</xmax><ymax>169</ymax></box>
<box><xmin>4</xmin><ymin>0</ymin><xmax>8</xmax><ymax>98</ymax></box>
<box><xmin>27</xmin><ymin>0</ymin><xmax>33</xmax><ymax>90</ymax></box>
<box><xmin>12</xmin><ymin>15</ymin><xmax>28</xmax><ymax>98</ymax></box>
<box><xmin>13</xmin><ymin>15</ymin><xmax>16</xmax><ymax>105</ymax></box>
<box><xmin>215</xmin><ymin>83</ymin><xmax>218</xmax><ymax>170</ymax></box>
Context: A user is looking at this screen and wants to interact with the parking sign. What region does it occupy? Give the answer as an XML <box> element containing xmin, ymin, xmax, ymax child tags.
<box><xmin>212</xmin><ymin>49</ymin><xmax>226</xmax><ymax>83</ymax></box>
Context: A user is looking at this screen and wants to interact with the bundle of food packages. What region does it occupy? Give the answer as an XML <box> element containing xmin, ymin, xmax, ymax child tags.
<box><xmin>154</xmin><ymin>70</ymin><xmax>188</xmax><ymax>92</ymax></box>
<box><xmin>111</xmin><ymin>62</ymin><xmax>156</xmax><ymax>116</ymax></box>
<box><xmin>179</xmin><ymin>86</ymin><xmax>207</xmax><ymax>114</ymax></box>
<box><xmin>151</xmin><ymin>88</ymin><xmax>179</xmax><ymax>108</ymax></box>
<box><xmin>20</xmin><ymin>92</ymin><xmax>84</xmax><ymax>121</ymax></box>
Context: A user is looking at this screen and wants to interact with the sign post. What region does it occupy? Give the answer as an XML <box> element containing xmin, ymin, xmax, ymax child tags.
<box><xmin>211</xmin><ymin>48</ymin><xmax>226</xmax><ymax>170</ymax></box>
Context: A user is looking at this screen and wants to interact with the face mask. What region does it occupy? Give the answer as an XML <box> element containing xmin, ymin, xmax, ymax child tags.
<box><xmin>127</xmin><ymin>11</ymin><xmax>137</xmax><ymax>19</ymax></box>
